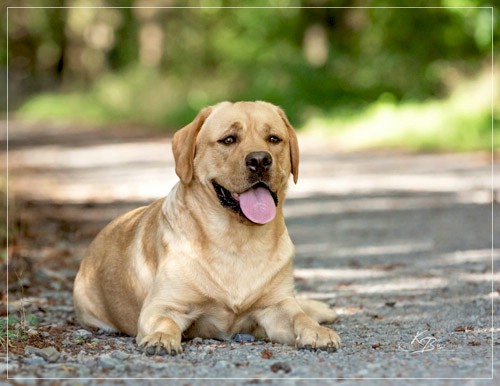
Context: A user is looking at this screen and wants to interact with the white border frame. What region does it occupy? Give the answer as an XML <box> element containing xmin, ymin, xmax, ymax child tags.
<box><xmin>4</xmin><ymin>3</ymin><xmax>496</xmax><ymax>382</ymax></box>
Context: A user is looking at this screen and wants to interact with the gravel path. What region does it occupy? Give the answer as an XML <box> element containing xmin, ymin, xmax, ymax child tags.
<box><xmin>2</xmin><ymin>121</ymin><xmax>500</xmax><ymax>385</ymax></box>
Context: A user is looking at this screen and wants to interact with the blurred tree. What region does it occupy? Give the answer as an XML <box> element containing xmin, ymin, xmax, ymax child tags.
<box><xmin>4</xmin><ymin>0</ymin><xmax>497</xmax><ymax>126</ymax></box>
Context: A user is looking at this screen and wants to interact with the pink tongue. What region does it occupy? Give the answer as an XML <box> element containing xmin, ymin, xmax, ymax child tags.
<box><xmin>239</xmin><ymin>186</ymin><xmax>276</xmax><ymax>224</ymax></box>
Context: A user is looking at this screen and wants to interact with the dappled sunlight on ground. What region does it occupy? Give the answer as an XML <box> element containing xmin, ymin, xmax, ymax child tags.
<box><xmin>6</xmin><ymin>120</ymin><xmax>497</xmax><ymax>204</ymax></box>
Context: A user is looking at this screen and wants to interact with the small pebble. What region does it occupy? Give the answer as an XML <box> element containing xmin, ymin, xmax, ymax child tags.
<box><xmin>204</xmin><ymin>339</ymin><xmax>223</xmax><ymax>344</ymax></box>
<box><xmin>24</xmin><ymin>346</ymin><xmax>39</xmax><ymax>356</ymax></box>
<box><xmin>40</xmin><ymin>347</ymin><xmax>61</xmax><ymax>363</ymax></box>
<box><xmin>22</xmin><ymin>356</ymin><xmax>46</xmax><ymax>366</ymax></box>
<box><xmin>24</xmin><ymin>346</ymin><xmax>61</xmax><ymax>363</ymax></box>
<box><xmin>73</xmin><ymin>329</ymin><xmax>93</xmax><ymax>341</ymax></box>
<box><xmin>98</xmin><ymin>354</ymin><xmax>119</xmax><ymax>369</ymax></box>
<box><xmin>270</xmin><ymin>361</ymin><xmax>292</xmax><ymax>373</ymax></box>
<box><xmin>233</xmin><ymin>333</ymin><xmax>255</xmax><ymax>343</ymax></box>
<box><xmin>111</xmin><ymin>350</ymin><xmax>130</xmax><ymax>360</ymax></box>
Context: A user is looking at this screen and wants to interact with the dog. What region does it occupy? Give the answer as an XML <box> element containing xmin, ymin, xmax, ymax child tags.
<box><xmin>73</xmin><ymin>101</ymin><xmax>341</xmax><ymax>355</ymax></box>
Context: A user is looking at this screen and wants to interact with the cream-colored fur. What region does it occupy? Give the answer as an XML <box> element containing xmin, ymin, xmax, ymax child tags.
<box><xmin>73</xmin><ymin>101</ymin><xmax>340</xmax><ymax>355</ymax></box>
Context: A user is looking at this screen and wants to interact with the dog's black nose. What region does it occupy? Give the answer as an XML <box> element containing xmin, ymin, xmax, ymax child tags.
<box><xmin>246</xmin><ymin>151</ymin><xmax>272</xmax><ymax>174</ymax></box>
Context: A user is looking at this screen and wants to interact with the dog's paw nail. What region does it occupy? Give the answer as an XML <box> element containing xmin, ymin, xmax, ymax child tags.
<box><xmin>144</xmin><ymin>345</ymin><xmax>156</xmax><ymax>356</ymax></box>
<box><xmin>156</xmin><ymin>346</ymin><xmax>168</xmax><ymax>356</ymax></box>
<box><xmin>172</xmin><ymin>346</ymin><xmax>184</xmax><ymax>356</ymax></box>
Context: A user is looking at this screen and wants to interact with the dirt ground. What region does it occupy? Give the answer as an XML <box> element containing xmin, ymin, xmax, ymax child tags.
<box><xmin>2</xmin><ymin>120</ymin><xmax>500</xmax><ymax>385</ymax></box>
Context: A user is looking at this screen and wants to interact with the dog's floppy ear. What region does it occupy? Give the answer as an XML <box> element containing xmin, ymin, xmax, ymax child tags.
<box><xmin>172</xmin><ymin>106</ymin><xmax>213</xmax><ymax>184</ymax></box>
<box><xmin>275</xmin><ymin>107</ymin><xmax>299</xmax><ymax>184</ymax></box>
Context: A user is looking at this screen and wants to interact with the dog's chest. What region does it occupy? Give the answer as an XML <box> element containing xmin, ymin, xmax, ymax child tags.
<box><xmin>191</xmin><ymin>264</ymin><xmax>277</xmax><ymax>338</ymax></box>
<box><xmin>195</xmin><ymin>240</ymin><xmax>293</xmax><ymax>314</ymax></box>
<box><xmin>209</xmin><ymin>254</ymin><xmax>274</xmax><ymax>312</ymax></box>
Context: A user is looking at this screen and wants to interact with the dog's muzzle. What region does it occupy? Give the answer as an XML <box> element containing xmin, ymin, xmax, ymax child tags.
<box><xmin>212</xmin><ymin>181</ymin><xmax>278</xmax><ymax>224</ymax></box>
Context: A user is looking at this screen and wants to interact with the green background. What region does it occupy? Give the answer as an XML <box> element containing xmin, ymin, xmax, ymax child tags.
<box><xmin>4</xmin><ymin>0</ymin><xmax>499</xmax><ymax>151</ymax></box>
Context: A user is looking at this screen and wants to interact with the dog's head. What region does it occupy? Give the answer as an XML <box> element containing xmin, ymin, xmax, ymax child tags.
<box><xmin>172</xmin><ymin>101</ymin><xmax>299</xmax><ymax>225</ymax></box>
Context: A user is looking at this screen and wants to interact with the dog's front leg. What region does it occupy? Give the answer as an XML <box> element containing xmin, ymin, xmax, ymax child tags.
<box><xmin>137</xmin><ymin>300</ymin><xmax>193</xmax><ymax>356</ymax></box>
<box><xmin>256</xmin><ymin>297</ymin><xmax>341</xmax><ymax>352</ymax></box>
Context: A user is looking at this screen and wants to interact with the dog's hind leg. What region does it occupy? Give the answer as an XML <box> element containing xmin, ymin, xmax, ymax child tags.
<box><xmin>297</xmin><ymin>299</ymin><xmax>339</xmax><ymax>324</ymax></box>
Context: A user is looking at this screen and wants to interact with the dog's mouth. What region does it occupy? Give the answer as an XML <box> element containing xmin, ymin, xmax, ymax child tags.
<box><xmin>212</xmin><ymin>181</ymin><xmax>279</xmax><ymax>224</ymax></box>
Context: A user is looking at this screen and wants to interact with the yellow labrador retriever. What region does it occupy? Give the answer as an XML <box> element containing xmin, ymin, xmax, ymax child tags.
<box><xmin>73</xmin><ymin>101</ymin><xmax>340</xmax><ymax>355</ymax></box>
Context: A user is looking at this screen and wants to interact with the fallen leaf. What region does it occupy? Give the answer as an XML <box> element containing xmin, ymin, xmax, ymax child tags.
<box><xmin>261</xmin><ymin>349</ymin><xmax>273</xmax><ymax>359</ymax></box>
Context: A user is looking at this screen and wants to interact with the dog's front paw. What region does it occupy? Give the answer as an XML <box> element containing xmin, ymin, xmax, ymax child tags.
<box><xmin>296</xmin><ymin>325</ymin><xmax>341</xmax><ymax>353</ymax></box>
<box><xmin>139</xmin><ymin>332</ymin><xmax>183</xmax><ymax>356</ymax></box>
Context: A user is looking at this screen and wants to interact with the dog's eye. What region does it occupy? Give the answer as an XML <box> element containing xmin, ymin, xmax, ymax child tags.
<box><xmin>268</xmin><ymin>135</ymin><xmax>282</xmax><ymax>144</ymax></box>
<box><xmin>219</xmin><ymin>135</ymin><xmax>238</xmax><ymax>145</ymax></box>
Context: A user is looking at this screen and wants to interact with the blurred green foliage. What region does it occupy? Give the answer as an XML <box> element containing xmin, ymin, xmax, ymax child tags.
<box><xmin>304</xmin><ymin>70</ymin><xmax>499</xmax><ymax>151</ymax></box>
<box><xmin>4</xmin><ymin>0</ymin><xmax>499</xmax><ymax>150</ymax></box>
